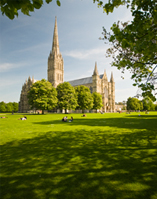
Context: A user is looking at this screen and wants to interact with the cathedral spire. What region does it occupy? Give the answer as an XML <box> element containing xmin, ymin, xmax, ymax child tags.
<box><xmin>93</xmin><ymin>62</ymin><xmax>99</xmax><ymax>75</ymax></box>
<box><xmin>110</xmin><ymin>72</ymin><xmax>114</xmax><ymax>82</ymax></box>
<box><xmin>52</xmin><ymin>16</ymin><xmax>60</xmax><ymax>55</ymax></box>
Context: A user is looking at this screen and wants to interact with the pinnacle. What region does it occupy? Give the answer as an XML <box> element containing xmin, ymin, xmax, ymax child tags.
<box><xmin>110</xmin><ymin>72</ymin><xmax>114</xmax><ymax>82</ymax></box>
<box><xmin>93</xmin><ymin>62</ymin><xmax>99</xmax><ymax>75</ymax></box>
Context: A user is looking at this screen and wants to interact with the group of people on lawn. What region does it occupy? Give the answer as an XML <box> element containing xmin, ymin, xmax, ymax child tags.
<box><xmin>62</xmin><ymin>116</ymin><xmax>73</xmax><ymax>122</ymax></box>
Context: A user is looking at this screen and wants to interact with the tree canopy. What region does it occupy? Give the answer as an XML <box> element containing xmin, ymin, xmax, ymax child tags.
<box><xmin>75</xmin><ymin>85</ymin><xmax>93</xmax><ymax>113</ymax></box>
<box><xmin>56</xmin><ymin>82</ymin><xmax>77</xmax><ymax>113</ymax></box>
<box><xmin>92</xmin><ymin>92</ymin><xmax>103</xmax><ymax>112</ymax></box>
<box><xmin>0</xmin><ymin>101</ymin><xmax>6</xmax><ymax>113</ymax></box>
<box><xmin>94</xmin><ymin>0</ymin><xmax>157</xmax><ymax>100</ymax></box>
<box><xmin>142</xmin><ymin>96</ymin><xmax>155</xmax><ymax>111</ymax></box>
<box><xmin>0</xmin><ymin>0</ymin><xmax>61</xmax><ymax>19</ymax></box>
<box><xmin>127</xmin><ymin>97</ymin><xmax>143</xmax><ymax>111</ymax></box>
<box><xmin>27</xmin><ymin>79</ymin><xmax>58</xmax><ymax>114</ymax></box>
<box><xmin>0</xmin><ymin>101</ymin><xmax>18</xmax><ymax>113</ymax></box>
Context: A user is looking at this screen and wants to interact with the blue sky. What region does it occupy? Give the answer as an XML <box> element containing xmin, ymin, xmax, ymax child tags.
<box><xmin>0</xmin><ymin>0</ymin><xmax>137</xmax><ymax>103</ymax></box>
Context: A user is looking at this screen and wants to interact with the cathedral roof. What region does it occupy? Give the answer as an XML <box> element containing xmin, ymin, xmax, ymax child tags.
<box><xmin>68</xmin><ymin>74</ymin><xmax>103</xmax><ymax>87</ymax></box>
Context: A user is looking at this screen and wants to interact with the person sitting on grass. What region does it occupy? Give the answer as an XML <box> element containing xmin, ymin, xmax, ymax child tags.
<box><xmin>62</xmin><ymin>116</ymin><xmax>68</xmax><ymax>122</ymax></box>
<box><xmin>69</xmin><ymin>116</ymin><xmax>73</xmax><ymax>122</ymax></box>
<box><xmin>82</xmin><ymin>114</ymin><xmax>86</xmax><ymax>117</ymax></box>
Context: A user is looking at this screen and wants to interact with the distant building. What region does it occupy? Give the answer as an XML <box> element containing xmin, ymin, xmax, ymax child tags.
<box><xmin>19</xmin><ymin>17</ymin><xmax>115</xmax><ymax>113</ymax></box>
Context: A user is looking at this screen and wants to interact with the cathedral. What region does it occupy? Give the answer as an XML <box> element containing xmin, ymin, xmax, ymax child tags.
<box><xmin>19</xmin><ymin>17</ymin><xmax>115</xmax><ymax>113</ymax></box>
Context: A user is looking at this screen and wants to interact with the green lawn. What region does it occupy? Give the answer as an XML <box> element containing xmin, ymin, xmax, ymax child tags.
<box><xmin>0</xmin><ymin>112</ymin><xmax>157</xmax><ymax>199</ymax></box>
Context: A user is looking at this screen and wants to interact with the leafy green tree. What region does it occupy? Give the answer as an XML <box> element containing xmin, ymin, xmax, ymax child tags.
<box><xmin>0</xmin><ymin>0</ymin><xmax>61</xmax><ymax>19</ymax></box>
<box><xmin>139</xmin><ymin>101</ymin><xmax>143</xmax><ymax>111</ymax></box>
<box><xmin>94</xmin><ymin>0</ymin><xmax>157</xmax><ymax>100</ymax></box>
<box><xmin>127</xmin><ymin>97</ymin><xmax>142</xmax><ymax>111</ymax></box>
<box><xmin>92</xmin><ymin>92</ymin><xmax>103</xmax><ymax>112</ymax></box>
<box><xmin>75</xmin><ymin>85</ymin><xmax>93</xmax><ymax>113</ymax></box>
<box><xmin>6</xmin><ymin>102</ymin><xmax>13</xmax><ymax>112</ymax></box>
<box><xmin>118</xmin><ymin>102</ymin><xmax>123</xmax><ymax>105</ymax></box>
<box><xmin>0</xmin><ymin>101</ymin><xmax>6</xmax><ymax>113</ymax></box>
<box><xmin>142</xmin><ymin>97</ymin><xmax>155</xmax><ymax>111</ymax></box>
<box><xmin>56</xmin><ymin>82</ymin><xmax>77</xmax><ymax>113</ymax></box>
<box><xmin>28</xmin><ymin>79</ymin><xmax>58</xmax><ymax>114</ymax></box>
<box><xmin>12</xmin><ymin>102</ymin><xmax>19</xmax><ymax>112</ymax></box>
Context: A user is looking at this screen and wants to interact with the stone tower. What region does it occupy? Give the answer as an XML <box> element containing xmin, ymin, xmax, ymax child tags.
<box><xmin>48</xmin><ymin>17</ymin><xmax>64</xmax><ymax>88</ymax></box>
<box><xmin>92</xmin><ymin>62</ymin><xmax>101</xmax><ymax>93</ymax></box>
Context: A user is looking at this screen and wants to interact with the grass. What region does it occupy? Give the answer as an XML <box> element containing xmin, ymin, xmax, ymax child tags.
<box><xmin>0</xmin><ymin>112</ymin><xmax>157</xmax><ymax>199</ymax></box>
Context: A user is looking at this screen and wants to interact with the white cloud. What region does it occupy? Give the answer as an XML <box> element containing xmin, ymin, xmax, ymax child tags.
<box><xmin>0</xmin><ymin>63</ymin><xmax>22</xmax><ymax>72</ymax></box>
<box><xmin>63</xmin><ymin>47</ymin><xmax>107</xmax><ymax>60</ymax></box>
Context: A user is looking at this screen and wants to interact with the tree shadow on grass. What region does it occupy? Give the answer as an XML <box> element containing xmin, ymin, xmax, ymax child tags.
<box><xmin>1</xmin><ymin>129</ymin><xmax>157</xmax><ymax>199</ymax></box>
<box><xmin>33</xmin><ymin>115</ymin><xmax>157</xmax><ymax>132</ymax></box>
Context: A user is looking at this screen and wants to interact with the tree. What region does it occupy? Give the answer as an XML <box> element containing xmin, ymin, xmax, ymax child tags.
<box><xmin>75</xmin><ymin>85</ymin><xmax>93</xmax><ymax>113</ymax></box>
<box><xmin>27</xmin><ymin>79</ymin><xmax>58</xmax><ymax>114</ymax></box>
<box><xmin>56</xmin><ymin>82</ymin><xmax>77</xmax><ymax>113</ymax></box>
<box><xmin>0</xmin><ymin>101</ymin><xmax>6</xmax><ymax>113</ymax></box>
<box><xmin>142</xmin><ymin>97</ymin><xmax>155</xmax><ymax>111</ymax></box>
<box><xmin>94</xmin><ymin>0</ymin><xmax>157</xmax><ymax>100</ymax></box>
<box><xmin>0</xmin><ymin>0</ymin><xmax>61</xmax><ymax>19</ymax></box>
<box><xmin>92</xmin><ymin>92</ymin><xmax>103</xmax><ymax>112</ymax></box>
<box><xmin>118</xmin><ymin>102</ymin><xmax>123</xmax><ymax>105</ymax></box>
<box><xmin>127</xmin><ymin>97</ymin><xmax>143</xmax><ymax>111</ymax></box>
<box><xmin>12</xmin><ymin>102</ymin><xmax>19</xmax><ymax>112</ymax></box>
<box><xmin>6</xmin><ymin>102</ymin><xmax>13</xmax><ymax>112</ymax></box>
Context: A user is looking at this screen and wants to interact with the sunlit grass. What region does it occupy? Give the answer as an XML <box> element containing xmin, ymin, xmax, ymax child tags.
<box><xmin>0</xmin><ymin>112</ymin><xmax>157</xmax><ymax>199</ymax></box>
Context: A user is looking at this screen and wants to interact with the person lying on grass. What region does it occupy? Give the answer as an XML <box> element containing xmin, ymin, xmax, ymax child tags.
<box><xmin>18</xmin><ymin>116</ymin><xmax>27</xmax><ymax>120</ymax></box>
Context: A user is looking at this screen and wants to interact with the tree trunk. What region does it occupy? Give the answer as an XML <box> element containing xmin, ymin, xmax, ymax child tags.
<box><xmin>65</xmin><ymin>109</ymin><xmax>68</xmax><ymax>114</ymax></box>
<box><xmin>82</xmin><ymin>110</ymin><xmax>84</xmax><ymax>113</ymax></box>
<box><xmin>42</xmin><ymin>110</ymin><xmax>44</xmax><ymax>114</ymax></box>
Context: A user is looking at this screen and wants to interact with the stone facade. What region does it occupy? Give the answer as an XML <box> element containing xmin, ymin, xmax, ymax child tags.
<box><xmin>19</xmin><ymin>17</ymin><xmax>115</xmax><ymax>113</ymax></box>
<box><xmin>19</xmin><ymin>76</ymin><xmax>34</xmax><ymax>112</ymax></box>
<box><xmin>68</xmin><ymin>63</ymin><xmax>115</xmax><ymax>112</ymax></box>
